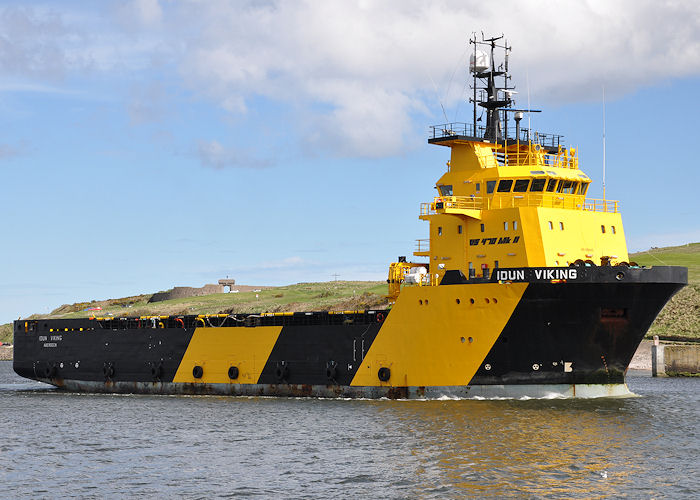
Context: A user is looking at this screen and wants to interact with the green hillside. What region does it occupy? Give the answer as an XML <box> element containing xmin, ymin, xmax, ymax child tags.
<box><xmin>2</xmin><ymin>243</ymin><xmax>698</xmax><ymax>345</ymax></box>
<box><xmin>631</xmin><ymin>242</ymin><xmax>700</xmax><ymax>284</ymax></box>
<box><xmin>0</xmin><ymin>281</ymin><xmax>388</xmax><ymax>344</ymax></box>
<box><xmin>630</xmin><ymin>242</ymin><xmax>699</xmax><ymax>340</ymax></box>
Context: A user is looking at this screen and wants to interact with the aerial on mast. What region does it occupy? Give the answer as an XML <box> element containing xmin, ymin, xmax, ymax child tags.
<box><xmin>430</xmin><ymin>33</ymin><xmax>560</xmax><ymax>152</ymax></box>
<box><xmin>469</xmin><ymin>33</ymin><xmax>513</xmax><ymax>141</ymax></box>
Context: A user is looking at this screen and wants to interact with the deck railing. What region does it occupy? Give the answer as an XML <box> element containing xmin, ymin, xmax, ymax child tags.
<box><xmin>429</xmin><ymin>122</ymin><xmax>564</xmax><ymax>150</ymax></box>
<box><xmin>420</xmin><ymin>195</ymin><xmax>618</xmax><ymax>216</ymax></box>
<box><xmin>414</xmin><ymin>238</ymin><xmax>430</xmax><ymax>254</ymax></box>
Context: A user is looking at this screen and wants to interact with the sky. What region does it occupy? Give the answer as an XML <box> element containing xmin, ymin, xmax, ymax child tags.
<box><xmin>1</xmin><ymin>0</ymin><xmax>699</xmax><ymax>323</ymax></box>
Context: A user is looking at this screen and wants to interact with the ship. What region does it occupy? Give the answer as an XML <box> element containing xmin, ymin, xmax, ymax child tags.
<box><xmin>13</xmin><ymin>34</ymin><xmax>687</xmax><ymax>399</ymax></box>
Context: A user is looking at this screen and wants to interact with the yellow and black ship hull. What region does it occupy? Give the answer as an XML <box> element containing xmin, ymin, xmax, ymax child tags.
<box><xmin>13</xmin><ymin>266</ymin><xmax>687</xmax><ymax>399</ymax></box>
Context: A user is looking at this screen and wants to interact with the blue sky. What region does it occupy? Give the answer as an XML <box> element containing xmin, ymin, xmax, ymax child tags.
<box><xmin>1</xmin><ymin>0</ymin><xmax>699</xmax><ymax>323</ymax></box>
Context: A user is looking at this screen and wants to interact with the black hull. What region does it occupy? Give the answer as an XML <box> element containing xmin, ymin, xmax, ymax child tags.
<box><xmin>13</xmin><ymin>266</ymin><xmax>687</xmax><ymax>399</ymax></box>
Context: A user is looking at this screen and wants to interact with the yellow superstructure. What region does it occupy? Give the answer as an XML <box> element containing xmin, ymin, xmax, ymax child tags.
<box><xmin>388</xmin><ymin>136</ymin><xmax>628</xmax><ymax>300</ymax></box>
<box><xmin>387</xmin><ymin>33</ymin><xmax>631</xmax><ymax>301</ymax></box>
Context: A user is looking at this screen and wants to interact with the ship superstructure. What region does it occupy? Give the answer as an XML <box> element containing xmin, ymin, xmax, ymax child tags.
<box><xmin>389</xmin><ymin>34</ymin><xmax>628</xmax><ymax>300</ymax></box>
<box><xmin>13</xmin><ymin>35</ymin><xmax>687</xmax><ymax>399</ymax></box>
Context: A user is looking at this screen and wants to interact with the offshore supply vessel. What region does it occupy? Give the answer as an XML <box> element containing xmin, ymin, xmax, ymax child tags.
<box><xmin>14</xmin><ymin>35</ymin><xmax>687</xmax><ymax>398</ymax></box>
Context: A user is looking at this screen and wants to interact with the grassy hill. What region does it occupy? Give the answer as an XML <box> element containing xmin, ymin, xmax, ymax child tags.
<box><xmin>630</xmin><ymin>242</ymin><xmax>700</xmax><ymax>340</ymax></box>
<box><xmin>2</xmin><ymin>243</ymin><xmax>698</xmax><ymax>345</ymax></box>
<box><xmin>0</xmin><ymin>281</ymin><xmax>388</xmax><ymax>344</ymax></box>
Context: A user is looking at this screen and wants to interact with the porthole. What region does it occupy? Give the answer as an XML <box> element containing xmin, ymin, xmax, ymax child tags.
<box><xmin>456</xmin><ymin>298</ymin><xmax>461</xmax><ymax>305</ymax></box>
<box><xmin>425</xmin><ymin>299</ymin><xmax>429</xmax><ymax>305</ymax></box>
<box><xmin>468</xmin><ymin>337</ymin><xmax>473</xmax><ymax>343</ymax></box>
<box><xmin>419</xmin><ymin>299</ymin><xmax>423</xmax><ymax>305</ymax></box>
<box><xmin>485</xmin><ymin>298</ymin><xmax>490</xmax><ymax>304</ymax></box>
<box><xmin>492</xmin><ymin>298</ymin><xmax>498</xmax><ymax>304</ymax></box>
<box><xmin>470</xmin><ymin>298</ymin><xmax>475</xmax><ymax>304</ymax></box>
<box><xmin>460</xmin><ymin>337</ymin><xmax>465</xmax><ymax>343</ymax></box>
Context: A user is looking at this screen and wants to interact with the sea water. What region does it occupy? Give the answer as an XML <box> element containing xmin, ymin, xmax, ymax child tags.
<box><xmin>0</xmin><ymin>361</ymin><xmax>697</xmax><ymax>498</ymax></box>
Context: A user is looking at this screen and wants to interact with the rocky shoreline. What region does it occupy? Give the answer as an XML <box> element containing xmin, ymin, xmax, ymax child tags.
<box><xmin>0</xmin><ymin>346</ymin><xmax>13</xmax><ymax>361</ymax></box>
<box><xmin>628</xmin><ymin>340</ymin><xmax>653</xmax><ymax>371</ymax></box>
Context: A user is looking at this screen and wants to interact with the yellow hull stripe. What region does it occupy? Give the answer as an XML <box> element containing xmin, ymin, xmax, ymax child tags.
<box><xmin>173</xmin><ymin>326</ymin><xmax>282</xmax><ymax>384</ymax></box>
<box><xmin>351</xmin><ymin>282</ymin><xmax>528</xmax><ymax>387</ymax></box>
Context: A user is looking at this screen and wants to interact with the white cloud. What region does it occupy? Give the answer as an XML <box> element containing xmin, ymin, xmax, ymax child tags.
<box><xmin>196</xmin><ymin>139</ymin><xmax>273</xmax><ymax>169</ymax></box>
<box><xmin>4</xmin><ymin>1</ymin><xmax>700</xmax><ymax>157</ymax></box>
<box><xmin>0</xmin><ymin>6</ymin><xmax>78</xmax><ymax>79</ymax></box>
<box><xmin>165</xmin><ymin>0</ymin><xmax>700</xmax><ymax>155</ymax></box>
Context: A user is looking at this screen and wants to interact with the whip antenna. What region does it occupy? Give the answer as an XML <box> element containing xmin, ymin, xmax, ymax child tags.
<box><xmin>602</xmin><ymin>85</ymin><xmax>607</xmax><ymax>201</ymax></box>
<box><xmin>427</xmin><ymin>72</ymin><xmax>450</xmax><ymax>123</ymax></box>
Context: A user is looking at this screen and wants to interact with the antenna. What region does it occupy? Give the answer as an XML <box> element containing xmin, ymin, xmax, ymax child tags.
<box><xmin>427</xmin><ymin>72</ymin><xmax>450</xmax><ymax>123</ymax></box>
<box><xmin>526</xmin><ymin>70</ymin><xmax>531</xmax><ymax>140</ymax></box>
<box><xmin>602</xmin><ymin>85</ymin><xmax>606</xmax><ymax>201</ymax></box>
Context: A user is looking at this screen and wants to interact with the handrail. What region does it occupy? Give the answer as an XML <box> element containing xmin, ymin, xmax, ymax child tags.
<box><xmin>415</xmin><ymin>239</ymin><xmax>430</xmax><ymax>253</ymax></box>
<box><xmin>429</xmin><ymin>122</ymin><xmax>563</xmax><ymax>149</ymax></box>
<box><xmin>421</xmin><ymin>195</ymin><xmax>618</xmax><ymax>215</ymax></box>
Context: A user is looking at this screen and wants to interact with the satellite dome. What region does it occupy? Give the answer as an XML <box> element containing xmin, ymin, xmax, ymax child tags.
<box><xmin>469</xmin><ymin>50</ymin><xmax>490</xmax><ymax>73</ymax></box>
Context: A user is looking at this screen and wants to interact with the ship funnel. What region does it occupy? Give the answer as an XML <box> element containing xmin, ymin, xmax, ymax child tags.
<box><xmin>469</xmin><ymin>50</ymin><xmax>490</xmax><ymax>73</ymax></box>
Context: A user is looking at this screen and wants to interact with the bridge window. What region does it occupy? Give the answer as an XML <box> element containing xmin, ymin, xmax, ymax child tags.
<box><xmin>530</xmin><ymin>178</ymin><xmax>546</xmax><ymax>192</ymax></box>
<box><xmin>476</xmin><ymin>183</ymin><xmax>481</xmax><ymax>192</ymax></box>
<box><xmin>487</xmin><ymin>180</ymin><xmax>496</xmax><ymax>194</ymax></box>
<box><xmin>458</xmin><ymin>225</ymin><xmax>463</xmax><ymax>234</ymax></box>
<box><xmin>513</xmin><ymin>179</ymin><xmax>529</xmax><ymax>192</ymax></box>
<box><xmin>546</xmin><ymin>179</ymin><xmax>557</xmax><ymax>192</ymax></box>
<box><xmin>556</xmin><ymin>180</ymin><xmax>576</xmax><ymax>194</ymax></box>
<box><xmin>497</xmin><ymin>179</ymin><xmax>513</xmax><ymax>192</ymax></box>
<box><xmin>438</xmin><ymin>185</ymin><xmax>453</xmax><ymax>196</ymax></box>
<box><xmin>504</xmin><ymin>221</ymin><xmax>509</xmax><ymax>231</ymax></box>
<box><xmin>579</xmin><ymin>183</ymin><xmax>589</xmax><ymax>195</ymax></box>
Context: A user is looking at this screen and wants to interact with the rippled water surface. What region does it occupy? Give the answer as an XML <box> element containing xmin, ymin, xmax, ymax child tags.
<box><xmin>1</xmin><ymin>362</ymin><xmax>698</xmax><ymax>498</ymax></box>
